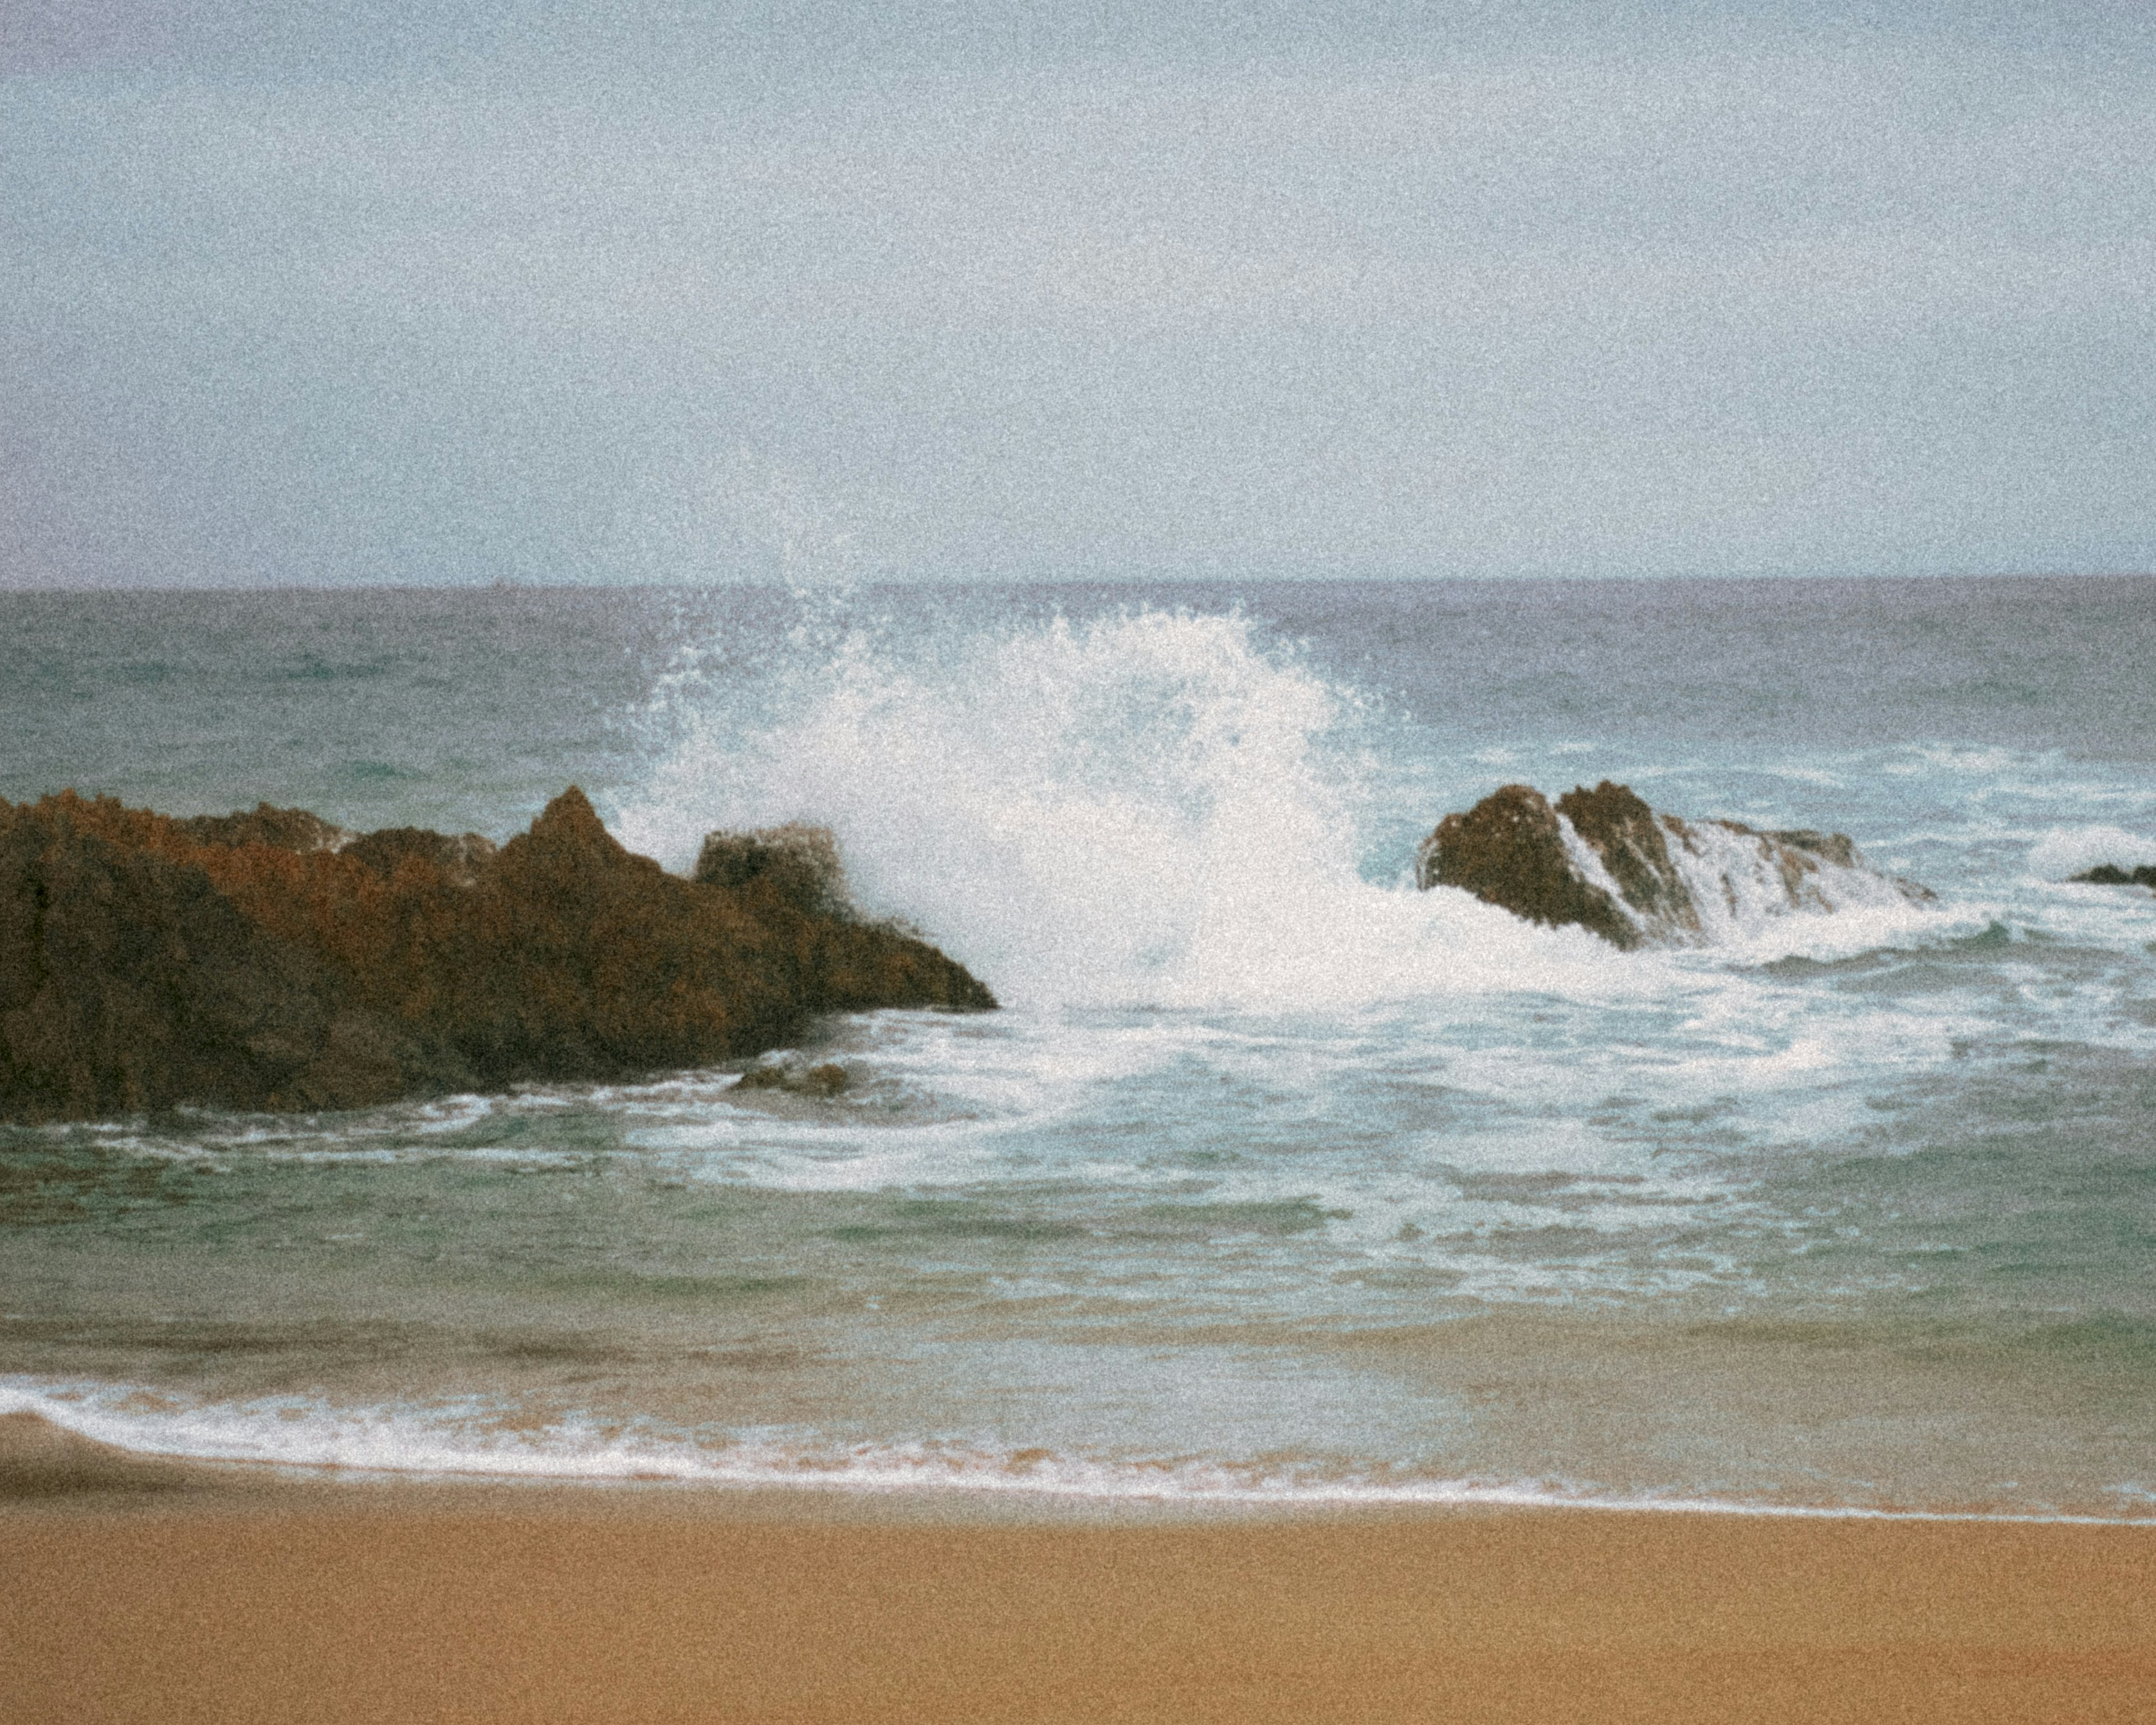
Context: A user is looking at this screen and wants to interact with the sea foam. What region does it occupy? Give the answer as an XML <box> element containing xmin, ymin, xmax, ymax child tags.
<box><xmin>2029</xmin><ymin>824</ymin><xmax>2156</xmax><ymax>881</ymax></box>
<box><xmin>615</xmin><ymin>603</ymin><xmax>1630</xmax><ymax>1012</ymax></box>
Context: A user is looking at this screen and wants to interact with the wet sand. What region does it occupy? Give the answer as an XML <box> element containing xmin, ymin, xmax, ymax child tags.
<box><xmin>3</xmin><ymin>1420</ymin><xmax>2153</xmax><ymax>1724</ymax></box>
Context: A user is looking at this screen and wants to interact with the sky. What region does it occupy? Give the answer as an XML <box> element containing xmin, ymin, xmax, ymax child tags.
<box><xmin>3</xmin><ymin>1</ymin><xmax>2152</xmax><ymax>587</ymax></box>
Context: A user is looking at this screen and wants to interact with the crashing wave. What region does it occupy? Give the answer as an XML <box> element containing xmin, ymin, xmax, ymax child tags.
<box><xmin>1415</xmin><ymin>781</ymin><xmax>1934</xmax><ymax>950</ymax></box>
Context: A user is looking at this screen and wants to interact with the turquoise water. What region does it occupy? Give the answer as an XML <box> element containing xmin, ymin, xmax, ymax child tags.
<box><xmin>4</xmin><ymin>577</ymin><xmax>2154</xmax><ymax>1517</ymax></box>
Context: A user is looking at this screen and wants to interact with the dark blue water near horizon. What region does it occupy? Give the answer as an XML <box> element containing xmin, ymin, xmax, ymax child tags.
<box><xmin>8</xmin><ymin>574</ymin><xmax>2153</xmax><ymax>830</ymax></box>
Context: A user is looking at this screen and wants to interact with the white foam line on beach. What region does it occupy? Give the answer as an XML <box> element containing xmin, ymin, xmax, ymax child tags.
<box><xmin>7</xmin><ymin>1378</ymin><xmax>2149</xmax><ymax>1530</ymax></box>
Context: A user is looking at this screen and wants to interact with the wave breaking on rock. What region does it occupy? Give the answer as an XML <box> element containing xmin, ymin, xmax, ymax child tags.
<box><xmin>1416</xmin><ymin>781</ymin><xmax>1934</xmax><ymax>950</ymax></box>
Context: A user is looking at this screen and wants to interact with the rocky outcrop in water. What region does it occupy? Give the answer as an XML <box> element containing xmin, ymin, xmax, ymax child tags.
<box><xmin>1416</xmin><ymin>781</ymin><xmax>1933</xmax><ymax>948</ymax></box>
<box><xmin>732</xmin><ymin>1058</ymin><xmax>851</xmax><ymax>1098</ymax></box>
<box><xmin>2071</xmin><ymin>863</ymin><xmax>2156</xmax><ymax>890</ymax></box>
<box><xmin>0</xmin><ymin>788</ymin><xmax>993</xmax><ymax>1124</ymax></box>
<box><xmin>1413</xmin><ymin>783</ymin><xmax>1645</xmax><ymax>949</ymax></box>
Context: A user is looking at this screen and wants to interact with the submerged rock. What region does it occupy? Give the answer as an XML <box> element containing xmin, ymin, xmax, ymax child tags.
<box><xmin>0</xmin><ymin>788</ymin><xmax>993</xmax><ymax>1124</ymax></box>
<box><xmin>732</xmin><ymin>1060</ymin><xmax>850</xmax><ymax>1097</ymax></box>
<box><xmin>1416</xmin><ymin>781</ymin><xmax>1933</xmax><ymax>948</ymax></box>
<box><xmin>2070</xmin><ymin>863</ymin><xmax>2156</xmax><ymax>889</ymax></box>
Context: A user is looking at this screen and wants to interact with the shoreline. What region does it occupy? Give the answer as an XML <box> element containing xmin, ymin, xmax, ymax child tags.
<box><xmin>8</xmin><ymin>1408</ymin><xmax>2155</xmax><ymax>1528</ymax></box>
<box><xmin>8</xmin><ymin>1423</ymin><xmax>2156</xmax><ymax>1723</ymax></box>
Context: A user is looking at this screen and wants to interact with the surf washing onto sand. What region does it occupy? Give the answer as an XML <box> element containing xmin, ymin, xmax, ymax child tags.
<box><xmin>4</xmin><ymin>577</ymin><xmax>2155</xmax><ymax>1519</ymax></box>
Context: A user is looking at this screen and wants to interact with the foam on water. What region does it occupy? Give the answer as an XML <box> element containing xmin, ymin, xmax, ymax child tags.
<box><xmin>2029</xmin><ymin>824</ymin><xmax>2156</xmax><ymax>880</ymax></box>
<box><xmin>6</xmin><ymin>1377</ymin><xmax>2147</xmax><ymax>1523</ymax></box>
<box><xmin>1665</xmin><ymin>822</ymin><xmax>1929</xmax><ymax>941</ymax></box>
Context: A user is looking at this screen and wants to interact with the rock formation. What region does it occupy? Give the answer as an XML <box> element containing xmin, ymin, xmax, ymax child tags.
<box><xmin>695</xmin><ymin>824</ymin><xmax>849</xmax><ymax>916</ymax></box>
<box><xmin>1417</xmin><ymin>781</ymin><xmax>1933</xmax><ymax>948</ymax></box>
<box><xmin>1413</xmin><ymin>783</ymin><xmax>1646</xmax><ymax>950</ymax></box>
<box><xmin>0</xmin><ymin>788</ymin><xmax>993</xmax><ymax>1124</ymax></box>
<box><xmin>733</xmin><ymin>1060</ymin><xmax>851</xmax><ymax>1098</ymax></box>
<box><xmin>2070</xmin><ymin>863</ymin><xmax>2156</xmax><ymax>890</ymax></box>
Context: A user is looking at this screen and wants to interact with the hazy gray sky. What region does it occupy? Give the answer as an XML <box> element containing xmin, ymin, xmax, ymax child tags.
<box><xmin>4</xmin><ymin>2</ymin><xmax>2152</xmax><ymax>586</ymax></box>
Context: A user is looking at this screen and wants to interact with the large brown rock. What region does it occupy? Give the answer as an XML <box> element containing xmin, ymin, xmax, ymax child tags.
<box><xmin>1553</xmin><ymin>782</ymin><xmax>1700</xmax><ymax>943</ymax></box>
<box><xmin>1417</xmin><ymin>781</ymin><xmax>1932</xmax><ymax>948</ymax></box>
<box><xmin>0</xmin><ymin>788</ymin><xmax>994</xmax><ymax>1123</ymax></box>
<box><xmin>1413</xmin><ymin>784</ymin><xmax>1642</xmax><ymax>950</ymax></box>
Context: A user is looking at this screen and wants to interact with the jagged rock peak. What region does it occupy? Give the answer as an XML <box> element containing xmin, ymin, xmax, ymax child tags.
<box><xmin>1555</xmin><ymin>781</ymin><xmax>1700</xmax><ymax>944</ymax></box>
<box><xmin>1416</xmin><ymin>781</ymin><xmax>1933</xmax><ymax>948</ymax></box>
<box><xmin>520</xmin><ymin>785</ymin><xmax>622</xmax><ymax>856</ymax></box>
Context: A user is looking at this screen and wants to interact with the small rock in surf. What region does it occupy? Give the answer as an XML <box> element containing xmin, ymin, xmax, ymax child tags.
<box><xmin>733</xmin><ymin>1061</ymin><xmax>850</xmax><ymax>1097</ymax></box>
<box><xmin>1416</xmin><ymin>781</ymin><xmax>1933</xmax><ymax>948</ymax></box>
<box><xmin>2069</xmin><ymin>863</ymin><xmax>2156</xmax><ymax>889</ymax></box>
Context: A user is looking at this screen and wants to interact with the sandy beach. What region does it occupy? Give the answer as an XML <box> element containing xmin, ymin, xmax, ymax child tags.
<box><xmin>3</xmin><ymin>1421</ymin><xmax>2152</xmax><ymax>1725</ymax></box>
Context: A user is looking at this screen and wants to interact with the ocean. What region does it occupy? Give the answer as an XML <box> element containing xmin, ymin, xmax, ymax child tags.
<box><xmin>3</xmin><ymin>575</ymin><xmax>2154</xmax><ymax>1520</ymax></box>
